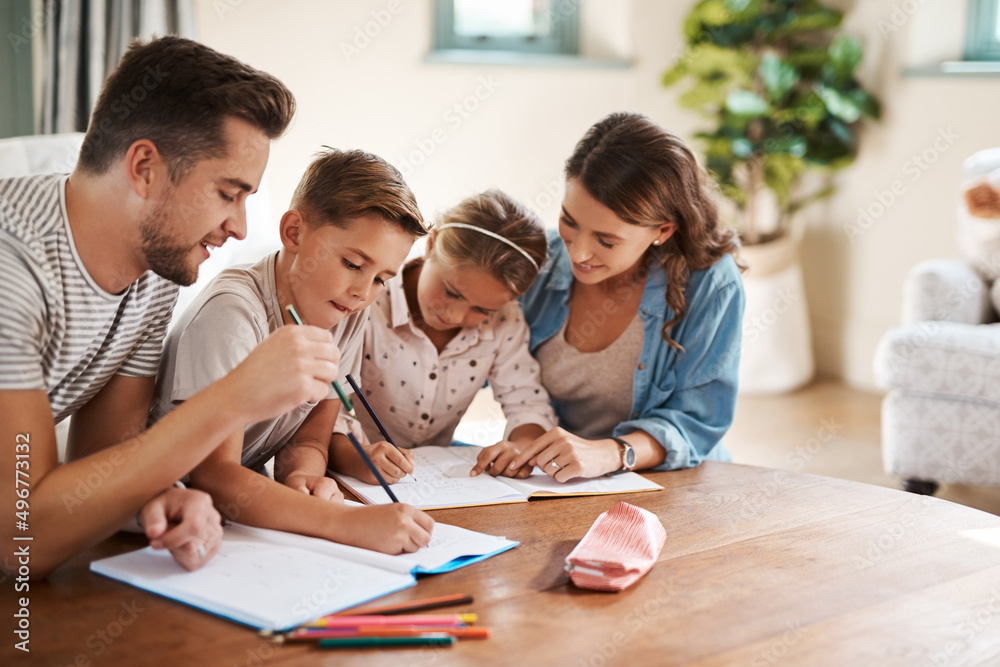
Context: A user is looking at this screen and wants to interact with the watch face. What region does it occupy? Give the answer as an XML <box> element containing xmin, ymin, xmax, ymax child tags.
<box><xmin>624</xmin><ymin>445</ymin><xmax>636</xmax><ymax>469</ymax></box>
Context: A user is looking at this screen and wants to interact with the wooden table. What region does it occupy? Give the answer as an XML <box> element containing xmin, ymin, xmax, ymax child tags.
<box><xmin>5</xmin><ymin>462</ymin><xmax>1000</xmax><ymax>666</ymax></box>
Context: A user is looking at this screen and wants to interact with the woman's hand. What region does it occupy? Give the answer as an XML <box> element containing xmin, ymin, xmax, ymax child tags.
<box><xmin>502</xmin><ymin>427</ymin><xmax>623</xmax><ymax>482</ymax></box>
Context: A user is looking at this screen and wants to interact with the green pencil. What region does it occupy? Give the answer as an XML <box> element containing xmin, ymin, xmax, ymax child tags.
<box><xmin>284</xmin><ymin>305</ymin><xmax>357</xmax><ymax>419</ymax></box>
<box><xmin>318</xmin><ymin>636</ymin><xmax>456</xmax><ymax>648</ymax></box>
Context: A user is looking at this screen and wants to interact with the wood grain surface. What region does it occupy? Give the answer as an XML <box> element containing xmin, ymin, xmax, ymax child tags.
<box><xmin>4</xmin><ymin>461</ymin><xmax>1000</xmax><ymax>666</ymax></box>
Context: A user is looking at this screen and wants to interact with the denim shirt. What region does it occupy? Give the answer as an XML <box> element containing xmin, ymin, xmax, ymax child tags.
<box><xmin>520</xmin><ymin>229</ymin><xmax>744</xmax><ymax>470</ymax></box>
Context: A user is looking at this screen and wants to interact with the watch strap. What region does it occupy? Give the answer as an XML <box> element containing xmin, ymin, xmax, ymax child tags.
<box><xmin>607</xmin><ymin>436</ymin><xmax>635</xmax><ymax>476</ymax></box>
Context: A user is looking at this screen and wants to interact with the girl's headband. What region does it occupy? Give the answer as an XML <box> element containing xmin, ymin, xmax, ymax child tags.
<box><xmin>436</xmin><ymin>223</ymin><xmax>539</xmax><ymax>270</ymax></box>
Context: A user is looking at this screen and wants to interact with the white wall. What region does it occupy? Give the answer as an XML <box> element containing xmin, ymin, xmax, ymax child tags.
<box><xmin>193</xmin><ymin>0</ymin><xmax>1000</xmax><ymax>390</ymax></box>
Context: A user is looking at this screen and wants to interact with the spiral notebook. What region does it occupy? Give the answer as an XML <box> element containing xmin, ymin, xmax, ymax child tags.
<box><xmin>90</xmin><ymin>520</ymin><xmax>516</xmax><ymax>631</ymax></box>
<box><xmin>331</xmin><ymin>445</ymin><xmax>663</xmax><ymax>510</ymax></box>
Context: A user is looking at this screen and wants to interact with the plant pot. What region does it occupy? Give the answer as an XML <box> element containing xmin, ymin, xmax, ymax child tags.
<box><xmin>737</xmin><ymin>234</ymin><xmax>814</xmax><ymax>394</ymax></box>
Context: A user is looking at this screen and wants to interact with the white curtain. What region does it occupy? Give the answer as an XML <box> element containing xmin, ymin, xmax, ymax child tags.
<box><xmin>35</xmin><ymin>0</ymin><xmax>195</xmax><ymax>134</ymax></box>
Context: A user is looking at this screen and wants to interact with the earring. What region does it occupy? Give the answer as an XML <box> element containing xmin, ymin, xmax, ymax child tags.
<box><xmin>653</xmin><ymin>240</ymin><xmax>662</xmax><ymax>246</ymax></box>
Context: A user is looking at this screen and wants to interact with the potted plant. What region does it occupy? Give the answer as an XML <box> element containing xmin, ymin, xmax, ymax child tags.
<box><xmin>662</xmin><ymin>0</ymin><xmax>880</xmax><ymax>393</ymax></box>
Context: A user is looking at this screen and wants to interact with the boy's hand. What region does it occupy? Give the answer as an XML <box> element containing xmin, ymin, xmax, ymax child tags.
<box><xmin>471</xmin><ymin>441</ymin><xmax>533</xmax><ymax>479</ymax></box>
<box><xmin>285</xmin><ymin>472</ymin><xmax>344</xmax><ymax>502</ymax></box>
<box><xmin>224</xmin><ymin>326</ymin><xmax>341</xmax><ymax>423</ymax></box>
<box><xmin>338</xmin><ymin>504</ymin><xmax>434</xmax><ymax>554</ymax></box>
<box><xmin>356</xmin><ymin>441</ymin><xmax>415</xmax><ymax>485</ymax></box>
<box><xmin>139</xmin><ymin>487</ymin><xmax>224</xmax><ymax>571</ymax></box>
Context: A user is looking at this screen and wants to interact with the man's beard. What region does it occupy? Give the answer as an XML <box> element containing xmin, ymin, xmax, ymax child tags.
<box><xmin>139</xmin><ymin>196</ymin><xmax>199</xmax><ymax>287</ymax></box>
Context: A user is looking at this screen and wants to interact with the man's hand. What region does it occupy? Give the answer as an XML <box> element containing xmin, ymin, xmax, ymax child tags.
<box><xmin>223</xmin><ymin>326</ymin><xmax>341</xmax><ymax>423</ymax></box>
<box><xmin>138</xmin><ymin>487</ymin><xmax>224</xmax><ymax>571</ymax></box>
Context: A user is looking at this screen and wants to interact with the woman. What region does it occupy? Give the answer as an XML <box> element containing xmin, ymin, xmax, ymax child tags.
<box><xmin>472</xmin><ymin>112</ymin><xmax>744</xmax><ymax>481</ymax></box>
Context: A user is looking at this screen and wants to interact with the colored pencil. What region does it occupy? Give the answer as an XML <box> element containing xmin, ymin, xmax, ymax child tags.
<box><xmin>339</xmin><ymin>593</ymin><xmax>474</xmax><ymax>616</ymax></box>
<box><xmin>283</xmin><ymin>305</ymin><xmax>398</xmax><ymax>503</ymax></box>
<box><xmin>280</xmin><ymin>626</ymin><xmax>490</xmax><ymax>641</ymax></box>
<box><xmin>304</xmin><ymin>613</ymin><xmax>476</xmax><ymax>629</ymax></box>
<box><xmin>345</xmin><ymin>373</ymin><xmax>415</xmax><ymax>481</ymax></box>
<box><xmin>318</xmin><ymin>636</ymin><xmax>455</xmax><ymax>648</ymax></box>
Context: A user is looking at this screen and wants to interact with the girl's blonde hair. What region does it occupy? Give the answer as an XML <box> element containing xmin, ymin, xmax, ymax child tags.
<box><xmin>430</xmin><ymin>190</ymin><xmax>547</xmax><ymax>297</ymax></box>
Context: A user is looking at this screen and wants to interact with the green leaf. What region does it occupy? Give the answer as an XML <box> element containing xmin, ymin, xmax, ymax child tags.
<box><xmin>724</xmin><ymin>0</ymin><xmax>762</xmax><ymax>18</ymax></box>
<box><xmin>815</xmin><ymin>83</ymin><xmax>862</xmax><ymax>123</ymax></box>
<box><xmin>759</xmin><ymin>52</ymin><xmax>800</xmax><ymax>103</ymax></box>
<box><xmin>828</xmin><ymin>34</ymin><xmax>862</xmax><ymax>77</ymax></box>
<box><xmin>762</xmin><ymin>153</ymin><xmax>804</xmax><ymax>208</ymax></box>
<box><xmin>684</xmin><ymin>43</ymin><xmax>756</xmax><ymax>79</ymax></box>
<box><xmin>772</xmin><ymin>7</ymin><xmax>842</xmax><ymax>37</ymax></box>
<box><xmin>662</xmin><ymin>61</ymin><xmax>688</xmax><ymax>87</ymax></box>
<box><xmin>763</xmin><ymin>134</ymin><xmax>807</xmax><ymax>157</ymax></box>
<box><xmin>697</xmin><ymin>0</ymin><xmax>735</xmax><ymax>26</ymax></box>
<box><xmin>726</xmin><ymin>89</ymin><xmax>770</xmax><ymax>116</ymax></box>
<box><xmin>847</xmin><ymin>88</ymin><xmax>881</xmax><ymax>119</ymax></box>
<box><xmin>679</xmin><ymin>80</ymin><xmax>731</xmax><ymax>108</ymax></box>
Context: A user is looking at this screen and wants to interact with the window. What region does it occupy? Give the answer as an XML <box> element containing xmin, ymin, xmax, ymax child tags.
<box><xmin>434</xmin><ymin>0</ymin><xmax>579</xmax><ymax>56</ymax></box>
<box><xmin>966</xmin><ymin>0</ymin><xmax>1000</xmax><ymax>60</ymax></box>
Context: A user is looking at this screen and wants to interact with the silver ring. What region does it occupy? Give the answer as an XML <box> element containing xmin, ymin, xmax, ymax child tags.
<box><xmin>197</xmin><ymin>544</ymin><xmax>208</xmax><ymax>560</ymax></box>
<box><xmin>549</xmin><ymin>460</ymin><xmax>562</xmax><ymax>471</ymax></box>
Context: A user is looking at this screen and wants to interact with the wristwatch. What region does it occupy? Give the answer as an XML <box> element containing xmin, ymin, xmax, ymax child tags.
<box><xmin>608</xmin><ymin>436</ymin><xmax>636</xmax><ymax>475</ymax></box>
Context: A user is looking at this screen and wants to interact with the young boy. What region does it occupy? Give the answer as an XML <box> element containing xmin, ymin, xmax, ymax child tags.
<box><xmin>151</xmin><ymin>149</ymin><xmax>434</xmax><ymax>553</ymax></box>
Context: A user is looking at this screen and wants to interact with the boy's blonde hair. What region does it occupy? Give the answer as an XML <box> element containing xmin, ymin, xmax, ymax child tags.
<box><xmin>291</xmin><ymin>148</ymin><xmax>426</xmax><ymax>237</ymax></box>
<box><xmin>430</xmin><ymin>190</ymin><xmax>546</xmax><ymax>297</ymax></box>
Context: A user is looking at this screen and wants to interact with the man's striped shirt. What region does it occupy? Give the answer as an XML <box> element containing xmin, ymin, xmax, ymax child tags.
<box><xmin>0</xmin><ymin>174</ymin><xmax>177</xmax><ymax>423</ymax></box>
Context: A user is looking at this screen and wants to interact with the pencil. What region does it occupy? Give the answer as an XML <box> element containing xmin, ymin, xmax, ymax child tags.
<box><xmin>305</xmin><ymin>613</ymin><xmax>476</xmax><ymax>628</ymax></box>
<box><xmin>345</xmin><ymin>373</ymin><xmax>416</xmax><ymax>481</ymax></box>
<box><xmin>280</xmin><ymin>626</ymin><xmax>489</xmax><ymax>641</ymax></box>
<box><xmin>340</xmin><ymin>593</ymin><xmax>474</xmax><ymax>616</ymax></box>
<box><xmin>318</xmin><ymin>636</ymin><xmax>455</xmax><ymax>648</ymax></box>
<box><xmin>283</xmin><ymin>305</ymin><xmax>398</xmax><ymax>503</ymax></box>
<box><xmin>283</xmin><ymin>305</ymin><xmax>357</xmax><ymax>419</ymax></box>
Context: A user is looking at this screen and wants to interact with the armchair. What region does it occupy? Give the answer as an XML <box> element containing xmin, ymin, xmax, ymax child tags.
<box><xmin>873</xmin><ymin>152</ymin><xmax>1000</xmax><ymax>495</ymax></box>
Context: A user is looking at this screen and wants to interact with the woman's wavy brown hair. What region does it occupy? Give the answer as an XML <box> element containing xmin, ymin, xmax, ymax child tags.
<box><xmin>565</xmin><ymin>112</ymin><xmax>742</xmax><ymax>350</ymax></box>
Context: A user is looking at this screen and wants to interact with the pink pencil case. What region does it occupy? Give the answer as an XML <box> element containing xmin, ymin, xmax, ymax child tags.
<box><xmin>564</xmin><ymin>501</ymin><xmax>666</xmax><ymax>592</ymax></box>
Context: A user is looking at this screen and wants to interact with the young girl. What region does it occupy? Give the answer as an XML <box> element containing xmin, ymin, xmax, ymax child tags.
<box><xmin>331</xmin><ymin>190</ymin><xmax>556</xmax><ymax>483</ymax></box>
<box><xmin>473</xmin><ymin>112</ymin><xmax>745</xmax><ymax>482</ymax></box>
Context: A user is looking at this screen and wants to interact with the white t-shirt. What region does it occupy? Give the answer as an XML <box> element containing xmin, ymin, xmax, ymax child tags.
<box><xmin>0</xmin><ymin>174</ymin><xmax>177</xmax><ymax>423</ymax></box>
<box><xmin>151</xmin><ymin>252</ymin><xmax>366</xmax><ymax>472</ymax></box>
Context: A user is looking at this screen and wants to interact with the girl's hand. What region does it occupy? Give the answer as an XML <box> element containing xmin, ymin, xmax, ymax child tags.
<box><xmin>284</xmin><ymin>473</ymin><xmax>345</xmax><ymax>502</ymax></box>
<box><xmin>357</xmin><ymin>441</ymin><xmax>415</xmax><ymax>485</ymax></box>
<box><xmin>471</xmin><ymin>441</ymin><xmax>533</xmax><ymax>479</ymax></box>
<box><xmin>510</xmin><ymin>427</ymin><xmax>622</xmax><ymax>482</ymax></box>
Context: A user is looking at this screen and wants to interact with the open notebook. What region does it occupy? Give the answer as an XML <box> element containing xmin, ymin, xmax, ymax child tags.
<box><xmin>331</xmin><ymin>446</ymin><xmax>663</xmax><ymax>510</ymax></box>
<box><xmin>91</xmin><ymin>519</ymin><xmax>516</xmax><ymax>631</ymax></box>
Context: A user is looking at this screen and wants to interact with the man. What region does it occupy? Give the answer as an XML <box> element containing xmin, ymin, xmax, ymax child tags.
<box><xmin>0</xmin><ymin>36</ymin><xmax>341</xmax><ymax>578</ymax></box>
